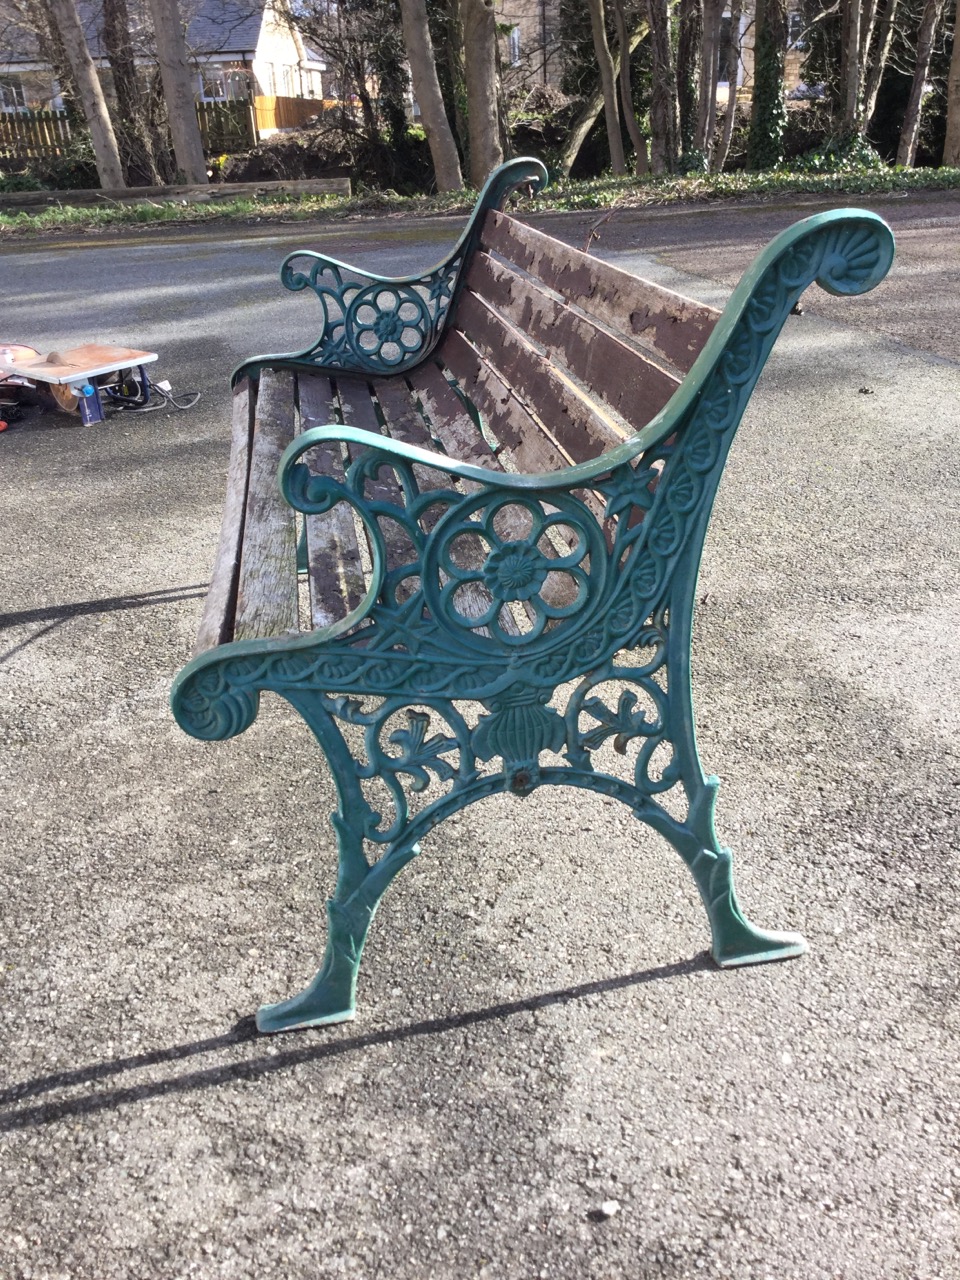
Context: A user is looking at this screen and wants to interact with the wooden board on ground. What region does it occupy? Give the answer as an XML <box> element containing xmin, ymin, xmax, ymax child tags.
<box><xmin>0</xmin><ymin>343</ymin><xmax>158</xmax><ymax>385</ymax></box>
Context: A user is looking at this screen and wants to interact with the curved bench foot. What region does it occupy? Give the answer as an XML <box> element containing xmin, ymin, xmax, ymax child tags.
<box><xmin>256</xmin><ymin>987</ymin><xmax>356</xmax><ymax>1034</ymax></box>
<box><xmin>710</xmin><ymin>922</ymin><xmax>808</xmax><ymax>968</ymax></box>
<box><xmin>255</xmin><ymin>895</ymin><xmax>370</xmax><ymax>1034</ymax></box>
<box><xmin>691</xmin><ymin>845</ymin><xmax>807</xmax><ymax>968</ymax></box>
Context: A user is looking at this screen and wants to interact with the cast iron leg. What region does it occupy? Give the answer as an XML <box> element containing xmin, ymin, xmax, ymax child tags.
<box><xmin>256</xmin><ymin>837</ymin><xmax>419</xmax><ymax>1034</ymax></box>
<box><xmin>657</xmin><ymin>778</ymin><xmax>808</xmax><ymax>967</ymax></box>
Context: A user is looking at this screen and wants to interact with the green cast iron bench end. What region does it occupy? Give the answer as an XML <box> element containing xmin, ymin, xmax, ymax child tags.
<box><xmin>172</xmin><ymin>157</ymin><xmax>892</xmax><ymax>1034</ymax></box>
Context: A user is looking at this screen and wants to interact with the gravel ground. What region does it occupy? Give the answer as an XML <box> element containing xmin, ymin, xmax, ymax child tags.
<box><xmin>1</xmin><ymin>199</ymin><xmax>959</xmax><ymax>1280</ymax></box>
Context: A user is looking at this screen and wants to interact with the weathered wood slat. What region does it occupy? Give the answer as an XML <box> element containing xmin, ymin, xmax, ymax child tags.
<box><xmin>195</xmin><ymin>378</ymin><xmax>254</xmax><ymax>652</ymax></box>
<box><xmin>466</xmin><ymin>250</ymin><xmax>681</xmax><ymax>435</ymax></box>
<box><xmin>452</xmin><ymin>289</ymin><xmax>626</xmax><ymax>464</ymax></box>
<box><xmin>233</xmin><ymin>370</ymin><xmax>300</xmax><ymax>641</ymax></box>
<box><xmin>407</xmin><ymin>360</ymin><xmax>503</xmax><ymax>470</ymax></box>
<box><xmin>297</xmin><ymin>373</ymin><xmax>368</xmax><ymax>628</ymax></box>
<box><xmin>336</xmin><ymin>375</ymin><xmax>419</xmax><ymax>591</ymax></box>
<box><xmin>437</xmin><ymin>331</ymin><xmax>571</xmax><ymax>474</ymax></box>
<box><xmin>481</xmin><ymin>210</ymin><xmax>720</xmax><ymax>374</ymax></box>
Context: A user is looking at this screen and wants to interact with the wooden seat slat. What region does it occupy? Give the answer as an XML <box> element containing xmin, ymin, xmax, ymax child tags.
<box><xmin>466</xmin><ymin>250</ymin><xmax>681</xmax><ymax>435</ymax></box>
<box><xmin>481</xmin><ymin>210</ymin><xmax>720</xmax><ymax>374</ymax></box>
<box><xmin>369</xmin><ymin>375</ymin><xmax>436</xmax><ymax>452</ymax></box>
<box><xmin>297</xmin><ymin>373</ymin><xmax>368</xmax><ymax>629</ymax></box>
<box><xmin>335</xmin><ymin>374</ymin><xmax>422</xmax><ymax>591</ymax></box>
<box><xmin>233</xmin><ymin>370</ymin><xmax>300</xmax><ymax>642</ymax></box>
<box><xmin>406</xmin><ymin>360</ymin><xmax>505</xmax><ymax>471</ymax></box>
<box><xmin>195</xmin><ymin>378</ymin><xmax>253</xmax><ymax>652</ymax></box>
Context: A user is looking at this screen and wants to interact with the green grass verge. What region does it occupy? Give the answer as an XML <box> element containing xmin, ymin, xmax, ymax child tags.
<box><xmin>1</xmin><ymin>165</ymin><xmax>958</xmax><ymax>238</ymax></box>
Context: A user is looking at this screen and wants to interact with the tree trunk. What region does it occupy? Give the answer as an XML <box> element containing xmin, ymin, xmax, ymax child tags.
<box><xmin>146</xmin><ymin>0</ymin><xmax>208</xmax><ymax>185</ymax></box>
<box><xmin>677</xmin><ymin>0</ymin><xmax>702</xmax><ymax>157</ymax></box>
<box><xmin>613</xmin><ymin>0</ymin><xmax>649</xmax><ymax>172</ymax></box>
<box><xmin>842</xmin><ymin>0</ymin><xmax>863</xmax><ymax>130</ymax></box>
<box><xmin>102</xmin><ymin>0</ymin><xmax>164</xmax><ymax>184</ymax></box>
<box><xmin>863</xmin><ymin>0</ymin><xmax>899</xmax><ymax>125</ymax></box>
<box><xmin>647</xmin><ymin>0</ymin><xmax>680</xmax><ymax>173</ymax></box>
<box><xmin>461</xmin><ymin>0</ymin><xmax>503</xmax><ymax>187</ymax></box>
<box><xmin>47</xmin><ymin>0</ymin><xmax>126</xmax><ymax>188</ymax></box>
<box><xmin>557</xmin><ymin>16</ymin><xmax>649</xmax><ymax>175</ymax></box>
<box><xmin>433</xmin><ymin>0</ymin><xmax>469</xmax><ymax>169</ymax></box>
<box><xmin>697</xmin><ymin>0</ymin><xmax>722</xmax><ymax>155</ymax></box>
<box><xmin>713</xmin><ymin>0</ymin><xmax>742</xmax><ymax>171</ymax></box>
<box><xmin>587</xmin><ymin>0</ymin><xmax>627</xmax><ymax>174</ymax></box>
<box><xmin>29</xmin><ymin>2</ymin><xmax>79</xmax><ymax>111</ymax></box>
<box><xmin>398</xmin><ymin>0</ymin><xmax>463</xmax><ymax>189</ymax></box>
<box><xmin>896</xmin><ymin>0</ymin><xmax>946</xmax><ymax>166</ymax></box>
<box><xmin>944</xmin><ymin>0</ymin><xmax>960</xmax><ymax>165</ymax></box>
<box><xmin>747</xmin><ymin>0</ymin><xmax>787</xmax><ymax>170</ymax></box>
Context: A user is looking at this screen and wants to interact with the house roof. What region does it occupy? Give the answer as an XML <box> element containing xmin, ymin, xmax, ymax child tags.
<box><xmin>0</xmin><ymin>0</ymin><xmax>269</xmax><ymax>69</ymax></box>
<box><xmin>185</xmin><ymin>0</ymin><xmax>265</xmax><ymax>56</ymax></box>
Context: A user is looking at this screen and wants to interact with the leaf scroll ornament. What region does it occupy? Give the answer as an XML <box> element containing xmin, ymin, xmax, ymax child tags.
<box><xmin>386</xmin><ymin>711</ymin><xmax>459</xmax><ymax>792</ymax></box>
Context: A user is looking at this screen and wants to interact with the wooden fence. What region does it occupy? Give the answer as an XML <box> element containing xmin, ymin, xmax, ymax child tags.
<box><xmin>195</xmin><ymin>100</ymin><xmax>257</xmax><ymax>154</ymax></box>
<box><xmin>253</xmin><ymin>96</ymin><xmax>328</xmax><ymax>133</ymax></box>
<box><xmin>0</xmin><ymin>97</ymin><xmax>325</xmax><ymax>163</ymax></box>
<box><xmin>0</xmin><ymin>109</ymin><xmax>74</xmax><ymax>160</ymax></box>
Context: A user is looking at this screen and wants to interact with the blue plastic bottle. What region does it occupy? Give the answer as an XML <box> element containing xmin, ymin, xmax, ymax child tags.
<box><xmin>77</xmin><ymin>383</ymin><xmax>105</xmax><ymax>424</ymax></box>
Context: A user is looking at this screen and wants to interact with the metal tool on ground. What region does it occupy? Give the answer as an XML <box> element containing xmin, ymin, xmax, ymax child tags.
<box><xmin>0</xmin><ymin>342</ymin><xmax>200</xmax><ymax>422</ymax></box>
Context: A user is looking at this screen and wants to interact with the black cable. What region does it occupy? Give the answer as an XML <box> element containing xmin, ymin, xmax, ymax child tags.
<box><xmin>106</xmin><ymin>375</ymin><xmax>201</xmax><ymax>414</ymax></box>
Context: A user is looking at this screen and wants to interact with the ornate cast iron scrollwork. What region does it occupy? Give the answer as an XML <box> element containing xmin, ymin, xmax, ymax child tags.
<box><xmin>175</xmin><ymin>194</ymin><xmax>895</xmax><ymax>1032</ymax></box>
<box><xmin>232</xmin><ymin>157</ymin><xmax>550</xmax><ymax>384</ymax></box>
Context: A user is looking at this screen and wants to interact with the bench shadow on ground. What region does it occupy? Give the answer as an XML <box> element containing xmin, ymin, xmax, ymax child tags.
<box><xmin>0</xmin><ymin>583</ymin><xmax>208</xmax><ymax>664</ymax></box>
<box><xmin>0</xmin><ymin>956</ymin><xmax>710</xmax><ymax>1131</ymax></box>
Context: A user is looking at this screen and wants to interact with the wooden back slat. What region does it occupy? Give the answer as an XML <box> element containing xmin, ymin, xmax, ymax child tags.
<box><xmin>195</xmin><ymin>379</ymin><xmax>254</xmax><ymax>652</ymax></box>
<box><xmin>298</xmin><ymin>373</ymin><xmax>367</xmax><ymax>629</ymax></box>
<box><xmin>449</xmin><ymin>290</ymin><xmax>626</xmax><ymax>465</ymax></box>
<box><xmin>407</xmin><ymin>360</ymin><xmax>503</xmax><ymax>470</ymax></box>
<box><xmin>438</xmin><ymin>331</ymin><xmax>572</xmax><ymax>474</ymax></box>
<box><xmin>481</xmin><ymin>210</ymin><xmax>719</xmax><ymax>374</ymax></box>
<box><xmin>465</xmin><ymin>250</ymin><xmax>681</xmax><ymax>435</ymax></box>
<box><xmin>234</xmin><ymin>370</ymin><xmax>300</xmax><ymax>641</ymax></box>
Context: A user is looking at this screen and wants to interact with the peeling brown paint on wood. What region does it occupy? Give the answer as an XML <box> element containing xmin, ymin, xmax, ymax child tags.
<box><xmin>407</xmin><ymin>360</ymin><xmax>500</xmax><ymax>469</ymax></box>
<box><xmin>453</xmin><ymin>290</ymin><xmax>625</xmax><ymax>465</ymax></box>
<box><xmin>438</xmin><ymin>329</ymin><xmax>570</xmax><ymax>475</ymax></box>
<box><xmin>466</xmin><ymin>250</ymin><xmax>682</xmax><ymax>435</ymax></box>
<box><xmin>482</xmin><ymin>211</ymin><xmax>719</xmax><ymax>373</ymax></box>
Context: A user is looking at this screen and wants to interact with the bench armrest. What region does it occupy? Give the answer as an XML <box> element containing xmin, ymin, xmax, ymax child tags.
<box><xmin>279</xmin><ymin>205</ymin><xmax>895</xmax><ymax>503</ymax></box>
<box><xmin>233</xmin><ymin>157</ymin><xmax>549</xmax><ymax>386</ymax></box>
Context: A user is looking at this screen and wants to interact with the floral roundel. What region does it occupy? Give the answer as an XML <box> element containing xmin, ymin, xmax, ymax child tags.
<box><xmin>424</xmin><ymin>492</ymin><xmax>608</xmax><ymax>648</ymax></box>
<box><xmin>345</xmin><ymin>284</ymin><xmax>432</xmax><ymax>368</ymax></box>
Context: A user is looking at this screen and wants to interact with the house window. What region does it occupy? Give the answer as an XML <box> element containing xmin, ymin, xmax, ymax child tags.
<box><xmin>787</xmin><ymin>11</ymin><xmax>806</xmax><ymax>48</ymax></box>
<box><xmin>0</xmin><ymin>79</ymin><xmax>27</xmax><ymax>113</ymax></box>
<box><xmin>198</xmin><ymin>69</ymin><xmax>249</xmax><ymax>101</ymax></box>
<box><xmin>281</xmin><ymin>65</ymin><xmax>296</xmax><ymax>97</ymax></box>
<box><xmin>508</xmin><ymin>26</ymin><xmax>521</xmax><ymax>67</ymax></box>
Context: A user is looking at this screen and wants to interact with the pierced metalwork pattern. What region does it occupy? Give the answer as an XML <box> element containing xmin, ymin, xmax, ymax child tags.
<box><xmin>174</xmin><ymin>189</ymin><xmax>894</xmax><ymax>1032</ymax></box>
<box><xmin>278</xmin><ymin>261</ymin><xmax>462</xmax><ymax>374</ymax></box>
<box><xmin>232</xmin><ymin>157</ymin><xmax>550</xmax><ymax>383</ymax></box>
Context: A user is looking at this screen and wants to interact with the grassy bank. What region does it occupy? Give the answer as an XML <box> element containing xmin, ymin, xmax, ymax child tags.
<box><xmin>2</xmin><ymin>165</ymin><xmax>958</xmax><ymax>238</ymax></box>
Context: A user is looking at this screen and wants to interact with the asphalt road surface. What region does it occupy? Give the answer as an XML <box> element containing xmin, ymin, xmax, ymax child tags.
<box><xmin>1</xmin><ymin>193</ymin><xmax>959</xmax><ymax>1280</ymax></box>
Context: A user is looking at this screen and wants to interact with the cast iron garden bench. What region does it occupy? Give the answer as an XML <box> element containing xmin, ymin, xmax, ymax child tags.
<box><xmin>171</xmin><ymin>158</ymin><xmax>894</xmax><ymax>1034</ymax></box>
